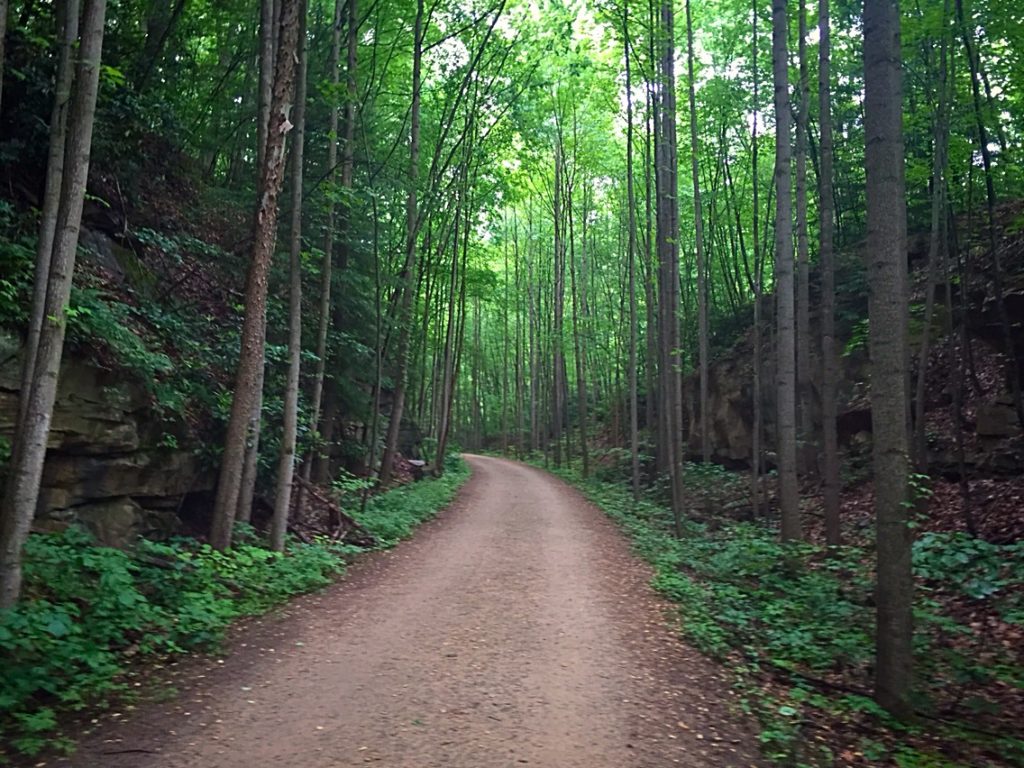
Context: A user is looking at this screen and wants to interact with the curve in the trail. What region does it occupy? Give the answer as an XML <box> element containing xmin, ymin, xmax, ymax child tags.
<box><xmin>65</xmin><ymin>455</ymin><xmax>764</xmax><ymax>768</ymax></box>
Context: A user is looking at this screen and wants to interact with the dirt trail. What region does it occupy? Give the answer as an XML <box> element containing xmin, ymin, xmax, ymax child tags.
<box><xmin>65</xmin><ymin>455</ymin><xmax>764</xmax><ymax>767</ymax></box>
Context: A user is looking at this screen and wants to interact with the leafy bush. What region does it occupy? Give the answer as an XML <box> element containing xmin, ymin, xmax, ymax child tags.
<box><xmin>0</xmin><ymin>527</ymin><xmax>349</xmax><ymax>756</ymax></box>
<box><xmin>353</xmin><ymin>454</ymin><xmax>470</xmax><ymax>546</ymax></box>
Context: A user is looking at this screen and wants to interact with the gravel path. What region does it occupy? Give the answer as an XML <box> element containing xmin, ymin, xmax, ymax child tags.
<box><xmin>65</xmin><ymin>454</ymin><xmax>764</xmax><ymax>767</ymax></box>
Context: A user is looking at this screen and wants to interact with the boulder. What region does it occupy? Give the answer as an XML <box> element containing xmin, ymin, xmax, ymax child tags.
<box><xmin>73</xmin><ymin>496</ymin><xmax>143</xmax><ymax>548</ymax></box>
<box><xmin>976</xmin><ymin>400</ymin><xmax>1020</xmax><ymax>438</ymax></box>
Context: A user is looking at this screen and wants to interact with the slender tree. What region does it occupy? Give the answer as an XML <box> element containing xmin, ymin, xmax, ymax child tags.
<box><xmin>795</xmin><ymin>0</ymin><xmax>813</xmax><ymax>476</ymax></box>
<box><xmin>685</xmin><ymin>0</ymin><xmax>710</xmax><ymax>465</ymax></box>
<box><xmin>17</xmin><ymin>0</ymin><xmax>80</xmax><ymax>435</ymax></box>
<box><xmin>819</xmin><ymin>0</ymin><xmax>841</xmax><ymax>546</ymax></box>
<box><xmin>772</xmin><ymin>0</ymin><xmax>800</xmax><ymax>541</ymax></box>
<box><xmin>210</xmin><ymin>0</ymin><xmax>301</xmax><ymax>549</ymax></box>
<box><xmin>271</xmin><ymin>0</ymin><xmax>308</xmax><ymax>553</ymax></box>
<box><xmin>0</xmin><ymin>0</ymin><xmax>108</xmax><ymax>607</ymax></box>
<box><xmin>864</xmin><ymin>0</ymin><xmax>913</xmax><ymax>717</ymax></box>
<box><xmin>623</xmin><ymin>1</ymin><xmax>640</xmax><ymax>501</ymax></box>
<box><xmin>378</xmin><ymin>0</ymin><xmax>424</xmax><ymax>486</ymax></box>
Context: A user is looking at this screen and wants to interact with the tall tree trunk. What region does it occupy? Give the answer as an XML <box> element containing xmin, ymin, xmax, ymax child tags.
<box><xmin>569</xmin><ymin>185</ymin><xmax>589</xmax><ymax>478</ymax></box>
<box><xmin>270</xmin><ymin>0</ymin><xmax>307</xmax><ymax>552</ymax></box>
<box><xmin>235</xmin><ymin>356</ymin><xmax>264</xmax><ymax>523</ymax></box>
<box><xmin>624</xmin><ymin>2</ymin><xmax>640</xmax><ymax>501</ymax></box>
<box><xmin>552</xmin><ymin>141</ymin><xmax>565</xmax><ymax>468</ymax></box>
<box><xmin>751</xmin><ymin>0</ymin><xmax>763</xmax><ymax>518</ymax></box>
<box><xmin>819</xmin><ymin>0</ymin><xmax>841</xmax><ymax>546</ymax></box>
<box><xmin>0</xmin><ymin>0</ymin><xmax>107</xmax><ymax>607</ymax></box>
<box><xmin>305</xmin><ymin>0</ymin><xmax>349</xmax><ymax>492</ymax></box>
<box><xmin>796</xmin><ymin>0</ymin><xmax>813</xmax><ymax>478</ymax></box>
<box><xmin>17</xmin><ymin>0</ymin><xmax>80</xmax><ymax>435</ymax></box>
<box><xmin>256</xmin><ymin>0</ymin><xmax>277</xmax><ymax>169</ymax></box>
<box><xmin>864</xmin><ymin>0</ymin><xmax>913</xmax><ymax>718</ymax></box>
<box><xmin>210</xmin><ymin>0</ymin><xmax>300</xmax><ymax>549</ymax></box>
<box><xmin>773</xmin><ymin>0</ymin><xmax>800</xmax><ymax>541</ymax></box>
<box><xmin>658</xmin><ymin>0</ymin><xmax>685</xmax><ymax>534</ymax></box>
<box><xmin>378</xmin><ymin>0</ymin><xmax>423</xmax><ymax>486</ymax></box>
<box><xmin>685</xmin><ymin>0</ymin><xmax>709</xmax><ymax>466</ymax></box>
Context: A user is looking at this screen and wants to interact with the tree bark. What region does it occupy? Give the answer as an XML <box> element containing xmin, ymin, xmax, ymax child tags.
<box><xmin>305</xmin><ymin>0</ymin><xmax>349</xmax><ymax>492</ymax></box>
<box><xmin>624</xmin><ymin>3</ymin><xmax>640</xmax><ymax>501</ymax></box>
<box><xmin>270</xmin><ymin>0</ymin><xmax>307</xmax><ymax>552</ymax></box>
<box><xmin>378</xmin><ymin>0</ymin><xmax>423</xmax><ymax>486</ymax></box>
<box><xmin>751</xmin><ymin>0</ymin><xmax>762</xmax><ymax>518</ymax></box>
<box><xmin>864</xmin><ymin>0</ymin><xmax>913</xmax><ymax>718</ymax></box>
<box><xmin>773</xmin><ymin>0</ymin><xmax>801</xmax><ymax>541</ymax></box>
<box><xmin>209</xmin><ymin>0</ymin><xmax>300</xmax><ymax>550</ymax></box>
<box><xmin>796</xmin><ymin>0</ymin><xmax>813</xmax><ymax>478</ymax></box>
<box><xmin>657</xmin><ymin>0</ymin><xmax>685</xmax><ymax>534</ymax></box>
<box><xmin>913</xmin><ymin>0</ymin><xmax>951</xmax><ymax>470</ymax></box>
<box><xmin>819</xmin><ymin>0</ymin><xmax>841</xmax><ymax>546</ymax></box>
<box><xmin>956</xmin><ymin>0</ymin><xmax>1023</xmax><ymax>426</ymax></box>
<box><xmin>17</xmin><ymin>0</ymin><xmax>80</xmax><ymax>435</ymax></box>
<box><xmin>685</xmin><ymin>0</ymin><xmax>709</xmax><ymax>466</ymax></box>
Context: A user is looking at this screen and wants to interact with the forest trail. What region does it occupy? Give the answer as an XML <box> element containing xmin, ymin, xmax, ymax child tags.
<box><xmin>64</xmin><ymin>456</ymin><xmax>763</xmax><ymax>768</ymax></box>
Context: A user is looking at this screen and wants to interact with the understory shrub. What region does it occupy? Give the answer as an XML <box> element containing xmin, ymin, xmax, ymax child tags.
<box><xmin>353</xmin><ymin>453</ymin><xmax>470</xmax><ymax>546</ymax></box>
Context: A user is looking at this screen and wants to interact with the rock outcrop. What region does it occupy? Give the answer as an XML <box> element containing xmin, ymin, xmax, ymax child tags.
<box><xmin>0</xmin><ymin>329</ymin><xmax>212</xmax><ymax>547</ymax></box>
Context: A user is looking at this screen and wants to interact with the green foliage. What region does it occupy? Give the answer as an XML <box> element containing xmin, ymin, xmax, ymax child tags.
<box><xmin>0</xmin><ymin>527</ymin><xmax>346</xmax><ymax>758</ymax></box>
<box><xmin>0</xmin><ymin>201</ymin><xmax>35</xmax><ymax>326</ymax></box>
<box><xmin>66</xmin><ymin>288</ymin><xmax>181</xmax><ymax>408</ymax></box>
<box><xmin>353</xmin><ymin>455</ymin><xmax>470</xmax><ymax>547</ymax></box>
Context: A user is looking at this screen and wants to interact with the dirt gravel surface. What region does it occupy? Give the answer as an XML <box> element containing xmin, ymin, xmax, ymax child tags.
<box><xmin>63</xmin><ymin>455</ymin><xmax>765</xmax><ymax>768</ymax></box>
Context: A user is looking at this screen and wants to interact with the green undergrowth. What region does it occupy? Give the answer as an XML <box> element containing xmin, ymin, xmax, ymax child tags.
<box><xmin>0</xmin><ymin>456</ymin><xmax>469</xmax><ymax>760</ymax></box>
<box><xmin>537</xmin><ymin>460</ymin><xmax>1024</xmax><ymax>768</ymax></box>
<box><xmin>353</xmin><ymin>453</ymin><xmax>470</xmax><ymax>547</ymax></box>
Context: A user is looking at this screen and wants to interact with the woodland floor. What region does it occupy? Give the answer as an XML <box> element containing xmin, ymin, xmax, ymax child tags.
<box><xmin>56</xmin><ymin>455</ymin><xmax>764</xmax><ymax>768</ymax></box>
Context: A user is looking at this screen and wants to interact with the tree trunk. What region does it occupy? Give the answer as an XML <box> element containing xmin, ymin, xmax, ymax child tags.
<box><xmin>819</xmin><ymin>0</ymin><xmax>841</xmax><ymax>546</ymax></box>
<box><xmin>378</xmin><ymin>0</ymin><xmax>423</xmax><ymax>487</ymax></box>
<box><xmin>235</xmin><ymin>354</ymin><xmax>264</xmax><ymax>523</ymax></box>
<box><xmin>270</xmin><ymin>0</ymin><xmax>307</xmax><ymax>553</ymax></box>
<box><xmin>0</xmin><ymin>0</ymin><xmax>107</xmax><ymax>607</ymax></box>
<box><xmin>17</xmin><ymin>0</ymin><xmax>80</xmax><ymax>435</ymax></box>
<box><xmin>864</xmin><ymin>0</ymin><xmax>913</xmax><ymax>718</ymax></box>
<box><xmin>209</xmin><ymin>0</ymin><xmax>300</xmax><ymax>550</ymax></box>
<box><xmin>305</xmin><ymin>0</ymin><xmax>349</xmax><ymax>492</ymax></box>
<box><xmin>0</xmin><ymin>0</ymin><xmax>8</xmax><ymax>116</ymax></box>
<box><xmin>750</xmin><ymin>0</ymin><xmax>763</xmax><ymax>519</ymax></box>
<box><xmin>685</xmin><ymin>0</ymin><xmax>709</xmax><ymax>466</ymax></box>
<box><xmin>552</xmin><ymin>141</ymin><xmax>565</xmax><ymax>469</ymax></box>
<box><xmin>658</xmin><ymin>0</ymin><xmax>685</xmax><ymax>534</ymax></box>
<box><xmin>256</xmin><ymin>0</ymin><xmax>277</xmax><ymax>169</ymax></box>
<box><xmin>624</xmin><ymin>3</ymin><xmax>640</xmax><ymax>501</ymax></box>
<box><xmin>772</xmin><ymin>0</ymin><xmax>801</xmax><ymax>541</ymax></box>
<box><xmin>796</xmin><ymin>0</ymin><xmax>813</xmax><ymax>479</ymax></box>
<box><xmin>569</xmin><ymin>184</ymin><xmax>589</xmax><ymax>478</ymax></box>
<box><xmin>956</xmin><ymin>0</ymin><xmax>1023</xmax><ymax>426</ymax></box>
